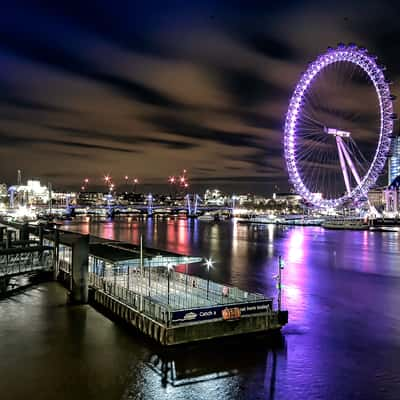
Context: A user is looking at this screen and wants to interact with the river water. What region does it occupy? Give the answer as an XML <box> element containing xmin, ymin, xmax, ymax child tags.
<box><xmin>1</xmin><ymin>216</ymin><xmax>400</xmax><ymax>400</ymax></box>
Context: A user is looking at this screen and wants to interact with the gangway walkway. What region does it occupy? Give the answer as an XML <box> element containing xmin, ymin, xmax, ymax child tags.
<box><xmin>0</xmin><ymin>245</ymin><xmax>54</xmax><ymax>279</ymax></box>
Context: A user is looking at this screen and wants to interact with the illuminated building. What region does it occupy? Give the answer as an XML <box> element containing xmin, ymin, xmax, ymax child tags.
<box><xmin>388</xmin><ymin>136</ymin><xmax>400</xmax><ymax>185</ymax></box>
<box><xmin>15</xmin><ymin>180</ymin><xmax>50</xmax><ymax>205</ymax></box>
<box><xmin>0</xmin><ymin>183</ymin><xmax>7</xmax><ymax>198</ymax></box>
<box><xmin>384</xmin><ymin>175</ymin><xmax>400</xmax><ymax>214</ymax></box>
<box><xmin>204</xmin><ymin>189</ymin><xmax>228</xmax><ymax>206</ymax></box>
<box><xmin>367</xmin><ymin>187</ymin><xmax>385</xmax><ymax>210</ymax></box>
<box><xmin>77</xmin><ymin>191</ymin><xmax>105</xmax><ymax>206</ymax></box>
<box><xmin>272</xmin><ymin>192</ymin><xmax>302</xmax><ymax>206</ymax></box>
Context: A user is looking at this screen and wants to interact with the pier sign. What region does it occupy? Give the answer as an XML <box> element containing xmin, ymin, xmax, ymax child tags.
<box><xmin>171</xmin><ymin>299</ymin><xmax>272</xmax><ymax>324</ymax></box>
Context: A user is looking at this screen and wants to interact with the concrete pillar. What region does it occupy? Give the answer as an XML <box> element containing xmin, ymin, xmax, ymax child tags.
<box><xmin>20</xmin><ymin>223</ymin><xmax>29</xmax><ymax>242</ymax></box>
<box><xmin>0</xmin><ymin>227</ymin><xmax>6</xmax><ymax>244</ymax></box>
<box><xmin>71</xmin><ymin>234</ymin><xmax>89</xmax><ymax>303</ymax></box>
<box><xmin>0</xmin><ymin>277</ymin><xmax>9</xmax><ymax>295</ymax></box>
<box><xmin>38</xmin><ymin>225</ymin><xmax>44</xmax><ymax>246</ymax></box>
<box><xmin>6</xmin><ymin>230</ymin><xmax>13</xmax><ymax>248</ymax></box>
<box><xmin>52</xmin><ymin>229</ymin><xmax>60</xmax><ymax>281</ymax></box>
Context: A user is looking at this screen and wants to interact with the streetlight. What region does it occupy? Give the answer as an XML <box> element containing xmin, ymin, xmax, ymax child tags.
<box><xmin>204</xmin><ymin>258</ymin><xmax>214</xmax><ymax>300</ymax></box>
<box><xmin>124</xmin><ymin>175</ymin><xmax>129</xmax><ymax>190</ymax></box>
<box><xmin>168</xmin><ymin>176</ymin><xmax>176</xmax><ymax>199</ymax></box>
<box><xmin>133</xmin><ymin>178</ymin><xmax>139</xmax><ymax>193</ymax></box>
<box><xmin>277</xmin><ymin>255</ymin><xmax>284</xmax><ymax>312</ymax></box>
<box><xmin>167</xmin><ymin>263</ymin><xmax>174</xmax><ymax>305</ymax></box>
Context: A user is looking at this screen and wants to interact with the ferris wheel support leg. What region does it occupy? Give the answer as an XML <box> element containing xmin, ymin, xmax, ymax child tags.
<box><xmin>336</xmin><ymin>136</ymin><xmax>351</xmax><ymax>194</ymax></box>
<box><xmin>337</xmin><ymin>138</ymin><xmax>362</xmax><ymax>186</ymax></box>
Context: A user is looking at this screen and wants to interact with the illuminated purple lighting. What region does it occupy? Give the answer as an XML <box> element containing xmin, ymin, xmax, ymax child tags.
<box><xmin>284</xmin><ymin>44</ymin><xmax>394</xmax><ymax>208</ymax></box>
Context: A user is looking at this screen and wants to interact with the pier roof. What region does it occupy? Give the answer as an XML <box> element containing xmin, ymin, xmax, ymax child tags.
<box><xmin>88</xmin><ymin>241</ymin><xmax>203</xmax><ymax>267</ymax></box>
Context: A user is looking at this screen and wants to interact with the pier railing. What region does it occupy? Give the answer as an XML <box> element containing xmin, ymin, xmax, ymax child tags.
<box><xmin>88</xmin><ymin>265</ymin><xmax>271</xmax><ymax>326</ymax></box>
<box><xmin>98</xmin><ymin>265</ymin><xmax>267</xmax><ymax>309</ymax></box>
<box><xmin>0</xmin><ymin>247</ymin><xmax>54</xmax><ymax>278</ymax></box>
<box><xmin>89</xmin><ymin>272</ymin><xmax>172</xmax><ymax>325</ymax></box>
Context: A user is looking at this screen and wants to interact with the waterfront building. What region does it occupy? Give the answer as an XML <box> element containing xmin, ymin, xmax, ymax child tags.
<box><xmin>384</xmin><ymin>176</ymin><xmax>400</xmax><ymax>214</ymax></box>
<box><xmin>52</xmin><ymin>192</ymin><xmax>77</xmax><ymax>206</ymax></box>
<box><xmin>388</xmin><ymin>136</ymin><xmax>400</xmax><ymax>185</ymax></box>
<box><xmin>0</xmin><ymin>183</ymin><xmax>7</xmax><ymax>198</ymax></box>
<box><xmin>272</xmin><ymin>192</ymin><xmax>302</xmax><ymax>206</ymax></box>
<box><xmin>13</xmin><ymin>179</ymin><xmax>50</xmax><ymax>205</ymax></box>
<box><xmin>77</xmin><ymin>191</ymin><xmax>105</xmax><ymax>206</ymax></box>
<box><xmin>234</xmin><ymin>193</ymin><xmax>254</xmax><ymax>206</ymax></box>
<box><xmin>253</xmin><ymin>195</ymin><xmax>269</xmax><ymax>206</ymax></box>
<box><xmin>204</xmin><ymin>189</ymin><xmax>228</xmax><ymax>206</ymax></box>
<box><xmin>367</xmin><ymin>187</ymin><xmax>386</xmax><ymax>211</ymax></box>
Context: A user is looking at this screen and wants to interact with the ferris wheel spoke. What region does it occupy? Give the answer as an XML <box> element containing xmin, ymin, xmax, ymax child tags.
<box><xmin>301</xmin><ymin>143</ymin><xmax>332</xmax><ymax>192</ymax></box>
<box><xmin>298</xmin><ymin>111</ymin><xmax>325</xmax><ymax>128</ymax></box>
<box><xmin>296</xmin><ymin>139</ymin><xmax>331</xmax><ymax>162</ymax></box>
<box><xmin>348</xmin><ymin>136</ymin><xmax>369</xmax><ymax>164</ymax></box>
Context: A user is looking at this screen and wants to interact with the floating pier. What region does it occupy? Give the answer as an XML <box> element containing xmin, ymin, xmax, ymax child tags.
<box><xmin>0</xmin><ymin>220</ymin><xmax>288</xmax><ymax>345</ymax></box>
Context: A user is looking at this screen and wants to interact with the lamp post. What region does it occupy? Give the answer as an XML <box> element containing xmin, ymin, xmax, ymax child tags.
<box><xmin>167</xmin><ymin>263</ymin><xmax>174</xmax><ymax>305</ymax></box>
<box><xmin>278</xmin><ymin>255</ymin><xmax>284</xmax><ymax>312</ymax></box>
<box><xmin>140</xmin><ymin>235</ymin><xmax>143</xmax><ymax>311</ymax></box>
<box><xmin>204</xmin><ymin>258</ymin><xmax>214</xmax><ymax>300</ymax></box>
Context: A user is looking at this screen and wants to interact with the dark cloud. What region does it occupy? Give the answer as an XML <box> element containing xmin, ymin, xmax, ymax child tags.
<box><xmin>217</xmin><ymin>67</ymin><xmax>284</xmax><ymax>107</ymax></box>
<box><xmin>135</xmin><ymin>136</ymin><xmax>198</xmax><ymax>150</ymax></box>
<box><xmin>0</xmin><ymin>0</ymin><xmax>396</xmax><ymax>193</ymax></box>
<box><xmin>234</xmin><ymin>110</ymin><xmax>284</xmax><ymax>131</ymax></box>
<box><xmin>0</xmin><ymin>31</ymin><xmax>182</xmax><ymax>110</ymax></box>
<box><xmin>240</xmin><ymin>33</ymin><xmax>298</xmax><ymax>61</ymax></box>
<box><xmin>195</xmin><ymin>167</ymin><xmax>217</xmax><ymax>173</ymax></box>
<box><xmin>0</xmin><ymin>131</ymin><xmax>138</xmax><ymax>153</ymax></box>
<box><xmin>0</xmin><ymin>96</ymin><xmax>73</xmax><ymax>114</ymax></box>
<box><xmin>142</xmin><ymin>114</ymin><xmax>262</xmax><ymax>149</ymax></box>
<box><xmin>230</xmin><ymin>148</ymin><xmax>284</xmax><ymax>173</ymax></box>
<box><xmin>192</xmin><ymin>175</ymin><xmax>283</xmax><ymax>183</ymax></box>
<box><xmin>46</xmin><ymin>125</ymin><xmax>197</xmax><ymax>150</ymax></box>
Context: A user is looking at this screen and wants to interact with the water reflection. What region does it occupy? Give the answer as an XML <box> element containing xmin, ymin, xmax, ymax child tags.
<box><xmin>136</xmin><ymin>335</ymin><xmax>286</xmax><ymax>400</ymax></box>
<box><xmin>56</xmin><ymin>217</ymin><xmax>400</xmax><ymax>399</ymax></box>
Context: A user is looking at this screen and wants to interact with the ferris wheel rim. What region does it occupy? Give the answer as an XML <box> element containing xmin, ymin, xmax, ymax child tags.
<box><xmin>284</xmin><ymin>44</ymin><xmax>394</xmax><ymax>208</ymax></box>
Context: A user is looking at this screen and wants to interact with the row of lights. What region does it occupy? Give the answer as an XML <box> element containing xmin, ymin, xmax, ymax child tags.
<box><xmin>80</xmin><ymin>176</ymin><xmax>140</xmax><ymax>192</ymax></box>
<box><xmin>80</xmin><ymin>170</ymin><xmax>190</xmax><ymax>192</ymax></box>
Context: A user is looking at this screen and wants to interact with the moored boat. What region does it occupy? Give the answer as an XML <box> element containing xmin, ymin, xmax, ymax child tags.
<box><xmin>321</xmin><ymin>218</ymin><xmax>369</xmax><ymax>230</ymax></box>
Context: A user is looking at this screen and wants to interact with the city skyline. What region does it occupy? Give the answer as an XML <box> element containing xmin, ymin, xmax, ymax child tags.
<box><xmin>2</xmin><ymin>3</ymin><xmax>400</xmax><ymax>400</ymax></box>
<box><xmin>0</xmin><ymin>1</ymin><xmax>399</xmax><ymax>194</ymax></box>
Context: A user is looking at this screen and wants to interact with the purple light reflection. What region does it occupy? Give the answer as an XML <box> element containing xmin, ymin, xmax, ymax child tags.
<box><xmin>280</xmin><ymin>228</ymin><xmax>310</xmax><ymax>321</ymax></box>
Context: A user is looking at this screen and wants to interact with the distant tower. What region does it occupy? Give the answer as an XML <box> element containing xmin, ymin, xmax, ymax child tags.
<box><xmin>48</xmin><ymin>182</ymin><xmax>53</xmax><ymax>214</ymax></box>
<box><xmin>17</xmin><ymin>169</ymin><xmax>22</xmax><ymax>186</ymax></box>
<box><xmin>389</xmin><ymin>135</ymin><xmax>400</xmax><ymax>185</ymax></box>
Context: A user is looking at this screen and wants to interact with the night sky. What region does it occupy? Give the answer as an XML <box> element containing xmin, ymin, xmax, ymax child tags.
<box><xmin>0</xmin><ymin>0</ymin><xmax>398</xmax><ymax>194</ymax></box>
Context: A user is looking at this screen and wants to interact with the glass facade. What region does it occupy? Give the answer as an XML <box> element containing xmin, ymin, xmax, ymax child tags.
<box><xmin>389</xmin><ymin>136</ymin><xmax>400</xmax><ymax>185</ymax></box>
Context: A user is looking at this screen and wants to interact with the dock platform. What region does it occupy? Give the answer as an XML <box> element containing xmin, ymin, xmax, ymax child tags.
<box><xmin>0</xmin><ymin>220</ymin><xmax>288</xmax><ymax>345</ymax></box>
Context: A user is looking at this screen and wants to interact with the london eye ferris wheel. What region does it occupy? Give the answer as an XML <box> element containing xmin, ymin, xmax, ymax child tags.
<box><xmin>284</xmin><ymin>44</ymin><xmax>396</xmax><ymax>209</ymax></box>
